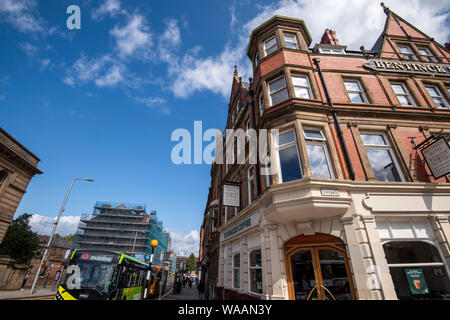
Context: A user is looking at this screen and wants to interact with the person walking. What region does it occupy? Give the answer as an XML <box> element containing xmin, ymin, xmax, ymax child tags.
<box><xmin>188</xmin><ymin>277</ymin><xmax>192</xmax><ymax>288</ymax></box>
<box><xmin>20</xmin><ymin>271</ymin><xmax>30</xmax><ymax>291</ymax></box>
<box><xmin>197</xmin><ymin>281</ymin><xmax>204</xmax><ymax>300</ymax></box>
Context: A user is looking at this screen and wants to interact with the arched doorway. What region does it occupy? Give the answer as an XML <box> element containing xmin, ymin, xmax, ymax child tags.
<box><xmin>285</xmin><ymin>233</ymin><xmax>356</xmax><ymax>300</ymax></box>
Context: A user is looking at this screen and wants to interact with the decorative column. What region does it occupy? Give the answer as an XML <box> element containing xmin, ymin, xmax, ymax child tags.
<box><xmin>430</xmin><ymin>215</ymin><xmax>450</xmax><ymax>268</ymax></box>
<box><xmin>341</xmin><ymin>216</ymin><xmax>374</xmax><ymax>300</ymax></box>
<box><xmin>239</xmin><ymin>236</ymin><xmax>248</xmax><ymax>294</ymax></box>
<box><xmin>361</xmin><ymin>215</ymin><xmax>398</xmax><ymax>300</ymax></box>
<box><xmin>262</xmin><ymin>224</ymin><xmax>285</xmax><ymax>299</ymax></box>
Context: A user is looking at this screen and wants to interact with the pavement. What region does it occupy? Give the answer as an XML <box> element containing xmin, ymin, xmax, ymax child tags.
<box><xmin>163</xmin><ymin>284</ymin><xmax>201</xmax><ymax>300</ymax></box>
<box><xmin>0</xmin><ymin>287</ymin><xmax>57</xmax><ymax>300</ymax></box>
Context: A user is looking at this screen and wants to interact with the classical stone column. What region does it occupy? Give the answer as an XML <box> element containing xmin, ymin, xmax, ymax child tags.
<box><xmin>341</xmin><ymin>216</ymin><xmax>374</xmax><ymax>300</ymax></box>
<box><xmin>239</xmin><ymin>236</ymin><xmax>248</xmax><ymax>294</ymax></box>
<box><xmin>263</xmin><ymin>224</ymin><xmax>285</xmax><ymax>299</ymax></box>
<box><xmin>361</xmin><ymin>215</ymin><xmax>398</xmax><ymax>300</ymax></box>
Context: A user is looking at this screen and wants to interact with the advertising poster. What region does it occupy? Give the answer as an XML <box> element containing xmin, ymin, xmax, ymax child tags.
<box><xmin>404</xmin><ymin>268</ymin><xmax>429</xmax><ymax>295</ymax></box>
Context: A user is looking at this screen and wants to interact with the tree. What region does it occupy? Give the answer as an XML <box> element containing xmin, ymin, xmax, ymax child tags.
<box><xmin>0</xmin><ymin>213</ymin><xmax>40</xmax><ymax>264</ymax></box>
<box><xmin>55</xmin><ymin>233</ymin><xmax>75</xmax><ymax>241</ymax></box>
<box><xmin>186</xmin><ymin>253</ymin><xmax>197</xmax><ymax>272</ymax></box>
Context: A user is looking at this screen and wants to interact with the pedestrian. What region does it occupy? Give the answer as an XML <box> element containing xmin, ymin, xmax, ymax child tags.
<box><xmin>20</xmin><ymin>271</ymin><xmax>30</xmax><ymax>291</ymax></box>
<box><xmin>176</xmin><ymin>276</ymin><xmax>182</xmax><ymax>294</ymax></box>
<box><xmin>188</xmin><ymin>277</ymin><xmax>192</xmax><ymax>288</ymax></box>
<box><xmin>197</xmin><ymin>281</ymin><xmax>204</xmax><ymax>300</ymax></box>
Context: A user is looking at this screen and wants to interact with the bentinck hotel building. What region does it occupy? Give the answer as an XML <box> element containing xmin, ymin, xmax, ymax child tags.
<box><xmin>199</xmin><ymin>3</ymin><xmax>450</xmax><ymax>300</ymax></box>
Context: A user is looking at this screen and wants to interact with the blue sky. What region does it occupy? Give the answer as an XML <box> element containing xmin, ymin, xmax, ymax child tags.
<box><xmin>1</xmin><ymin>0</ymin><xmax>449</xmax><ymax>255</ymax></box>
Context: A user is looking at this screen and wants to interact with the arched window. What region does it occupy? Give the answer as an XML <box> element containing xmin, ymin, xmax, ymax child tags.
<box><xmin>383</xmin><ymin>241</ymin><xmax>450</xmax><ymax>300</ymax></box>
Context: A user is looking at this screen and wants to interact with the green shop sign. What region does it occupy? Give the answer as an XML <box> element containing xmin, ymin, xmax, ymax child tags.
<box><xmin>221</xmin><ymin>212</ymin><xmax>260</xmax><ymax>241</ymax></box>
<box><xmin>405</xmin><ymin>268</ymin><xmax>429</xmax><ymax>295</ymax></box>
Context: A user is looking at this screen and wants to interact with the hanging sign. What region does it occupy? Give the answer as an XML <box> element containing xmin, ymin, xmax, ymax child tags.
<box><xmin>223</xmin><ymin>184</ymin><xmax>240</xmax><ymax>207</ymax></box>
<box><xmin>405</xmin><ymin>268</ymin><xmax>429</xmax><ymax>295</ymax></box>
<box><xmin>421</xmin><ymin>137</ymin><xmax>450</xmax><ymax>179</ymax></box>
<box><xmin>364</xmin><ymin>59</ymin><xmax>450</xmax><ymax>77</ymax></box>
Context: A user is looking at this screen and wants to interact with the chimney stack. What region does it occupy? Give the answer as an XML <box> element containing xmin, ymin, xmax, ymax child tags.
<box><xmin>320</xmin><ymin>29</ymin><xmax>340</xmax><ymax>46</ymax></box>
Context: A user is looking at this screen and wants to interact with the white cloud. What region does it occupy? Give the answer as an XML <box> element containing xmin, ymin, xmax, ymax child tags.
<box><xmin>0</xmin><ymin>0</ymin><xmax>45</xmax><ymax>34</ymax></box>
<box><xmin>110</xmin><ymin>14</ymin><xmax>152</xmax><ymax>59</ymax></box>
<box><xmin>63</xmin><ymin>54</ymin><xmax>127</xmax><ymax>88</ymax></box>
<box><xmin>168</xmin><ymin>230</ymin><xmax>200</xmax><ymax>256</ymax></box>
<box><xmin>91</xmin><ymin>0</ymin><xmax>124</xmax><ymax>20</ymax></box>
<box><xmin>134</xmin><ymin>96</ymin><xmax>170</xmax><ymax>115</ymax></box>
<box><xmin>29</xmin><ymin>214</ymin><xmax>80</xmax><ymax>236</ymax></box>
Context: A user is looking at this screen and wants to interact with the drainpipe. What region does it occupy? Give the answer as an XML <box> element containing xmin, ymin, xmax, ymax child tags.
<box><xmin>313</xmin><ymin>58</ymin><xmax>355</xmax><ymax>181</ymax></box>
<box><xmin>248</xmin><ymin>78</ymin><xmax>262</xmax><ymax>195</ymax></box>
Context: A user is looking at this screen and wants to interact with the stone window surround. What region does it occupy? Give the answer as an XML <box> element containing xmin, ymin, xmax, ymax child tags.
<box><xmin>349</xmin><ymin>123</ymin><xmax>414</xmax><ymax>182</ymax></box>
<box><xmin>270</xmin><ymin>119</ymin><xmax>344</xmax><ymax>184</ymax></box>
<box><xmin>417</xmin><ymin>79</ymin><xmax>450</xmax><ymax>110</ymax></box>
<box><xmin>253</xmin><ymin>27</ymin><xmax>310</xmax><ymax>70</ymax></box>
<box><xmin>393</xmin><ymin>41</ymin><xmax>442</xmax><ymax>64</ymax></box>
<box><xmin>257</xmin><ymin>66</ymin><xmax>321</xmax><ymax>113</ymax></box>
<box><xmin>340</xmin><ymin>75</ymin><xmax>373</xmax><ymax>105</ymax></box>
<box><xmin>386</xmin><ymin>76</ymin><xmax>421</xmax><ymax>108</ymax></box>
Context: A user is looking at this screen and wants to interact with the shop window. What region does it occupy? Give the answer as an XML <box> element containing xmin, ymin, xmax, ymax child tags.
<box><xmin>275</xmin><ymin>130</ymin><xmax>302</xmax><ymax>183</ymax></box>
<box><xmin>258</xmin><ymin>92</ymin><xmax>265</xmax><ymax>117</ymax></box>
<box><xmin>249</xmin><ymin>249</ymin><xmax>263</xmax><ymax>294</ymax></box>
<box><xmin>390</xmin><ymin>82</ymin><xmax>416</xmax><ymax>106</ymax></box>
<box><xmin>425</xmin><ymin>85</ymin><xmax>450</xmax><ymax>109</ymax></box>
<box><xmin>292</xmin><ymin>74</ymin><xmax>313</xmax><ymax>99</ymax></box>
<box><xmin>233</xmin><ymin>253</ymin><xmax>240</xmax><ymax>289</ymax></box>
<box><xmin>283</xmin><ymin>33</ymin><xmax>298</xmax><ymax>49</ymax></box>
<box><xmin>361</xmin><ymin>133</ymin><xmax>404</xmax><ymax>182</ymax></box>
<box><xmin>248</xmin><ymin>167</ymin><xmax>255</xmax><ymax>204</ymax></box>
<box><xmin>397</xmin><ymin>44</ymin><xmax>418</xmax><ymax>61</ymax></box>
<box><xmin>417</xmin><ymin>47</ymin><xmax>438</xmax><ymax>62</ymax></box>
<box><xmin>344</xmin><ymin>79</ymin><xmax>368</xmax><ymax>103</ymax></box>
<box><xmin>383</xmin><ymin>241</ymin><xmax>450</xmax><ymax>300</ymax></box>
<box><xmin>303</xmin><ymin>128</ymin><xmax>334</xmax><ymax>179</ymax></box>
<box><xmin>268</xmin><ymin>76</ymin><xmax>289</xmax><ymax>106</ymax></box>
<box><xmin>264</xmin><ymin>36</ymin><xmax>278</xmax><ymax>56</ymax></box>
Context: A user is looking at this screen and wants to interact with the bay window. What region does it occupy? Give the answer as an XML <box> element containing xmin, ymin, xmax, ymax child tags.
<box><xmin>275</xmin><ymin>130</ymin><xmax>302</xmax><ymax>183</ymax></box>
<box><xmin>268</xmin><ymin>76</ymin><xmax>289</xmax><ymax>106</ymax></box>
<box><xmin>303</xmin><ymin>128</ymin><xmax>334</xmax><ymax>179</ymax></box>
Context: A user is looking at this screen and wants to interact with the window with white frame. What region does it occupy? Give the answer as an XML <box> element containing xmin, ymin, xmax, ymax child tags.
<box><xmin>275</xmin><ymin>130</ymin><xmax>302</xmax><ymax>183</ymax></box>
<box><xmin>233</xmin><ymin>253</ymin><xmax>240</xmax><ymax>289</ymax></box>
<box><xmin>390</xmin><ymin>82</ymin><xmax>416</xmax><ymax>106</ymax></box>
<box><xmin>303</xmin><ymin>128</ymin><xmax>334</xmax><ymax>179</ymax></box>
<box><xmin>319</xmin><ymin>47</ymin><xmax>345</xmax><ymax>55</ymax></box>
<box><xmin>292</xmin><ymin>74</ymin><xmax>313</xmax><ymax>99</ymax></box>
<box><xmin>258</xmin><ymin>92</ymin><xmax>265</xmax><ymax>117</ymax></box>
<box><xmin>397</xmin><ymin>44</ymin><xmax>418</xmax><ymax>60</ymax></box>
<box><xmin>417</xmin><ymin>47</ymin><xmax>438</xmax><ymax>62</ymax></box>
<box><xmin>283</xmin><ymin>33</ymin><xmax>298</xmax><ymax>49</ymax></box>
<box><xmin>344</xmin><ymin>80</ymin><xmax>368</xmax><ymax>103</ymax></box>
<box><xmin>248</xmin><ymin>167</ymin><xmax>255</xmax><ymax>204</ymax></box>
<box><xmin>264</xmin><ymin>36</ymin><xmax>278</xmax><ymax>56</ymax></box>
<box><xmin>425</xmin><ymin>85</ymin><xmax>450</xmax><ymax>109</ymax></box>
<box><xmin>249</xmin><ymin>249</ymin><xmax>262</xmax><ymax>294</ymax></box>
<box><xmin>268</xmin><ymin>76</ymin><xmax>289</xmax><ymax>106</ymax></box>
<box><xmin>361</xmin><ymin>133</ymin><xmax>404</xmax><ymax>182</ymax></box>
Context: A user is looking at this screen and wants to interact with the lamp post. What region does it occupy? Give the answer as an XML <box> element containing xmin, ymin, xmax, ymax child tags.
<box><xmin>30</xmin><ymin>178</ymin><xmax>94</xmax><ymax>295</ymax></box>
<box><xmin>143</xmin><ymin>239</ymin><xmax>158</xmax><ymax>299</ymax></box>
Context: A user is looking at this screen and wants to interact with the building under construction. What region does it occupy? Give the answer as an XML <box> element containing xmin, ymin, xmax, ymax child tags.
<box><xmin>73</xmin><ymin>201</ymin><xmax>170</xmax><ymax>265</ymax></box>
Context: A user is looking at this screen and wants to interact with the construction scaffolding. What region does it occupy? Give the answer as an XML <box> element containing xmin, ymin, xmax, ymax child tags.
<box><xmin>73</xmin><ymin>202</ymin><xmax>155</xmax><ymax>259</ymax></box>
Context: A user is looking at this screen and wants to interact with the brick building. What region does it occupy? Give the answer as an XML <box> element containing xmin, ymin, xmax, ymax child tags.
<box><xmin>201</xmin><ymin>3</ymin><xmax>450</xmax><ymax>300</ymax></box>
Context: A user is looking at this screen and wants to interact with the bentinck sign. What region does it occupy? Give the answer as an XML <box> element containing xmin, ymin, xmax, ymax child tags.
<box><xmin>364</xmin><ymin>59</ymin><xmax>450</xmax><ymax>77</ymax></box>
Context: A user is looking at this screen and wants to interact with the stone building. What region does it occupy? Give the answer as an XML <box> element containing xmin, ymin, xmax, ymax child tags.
<box><xmin>201</xmin><ymin>4</ymin><xmax>450</xmax><ymax>300</ymax></box>
<box><xmin>0</xmin><ymin>127</ymin><xmax>42</xmax><ymax>243</ymax></box>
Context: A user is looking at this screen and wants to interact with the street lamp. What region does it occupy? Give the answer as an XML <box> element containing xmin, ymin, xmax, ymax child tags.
<box><xmin>143</xmin><ymin>239</ymin><xmax>158</xmax><ymax>299</ymax></box>
<box><xmin>30</xmin><ymin>178</ymin><xmax>94</xmax><ymax>295</ymax></box>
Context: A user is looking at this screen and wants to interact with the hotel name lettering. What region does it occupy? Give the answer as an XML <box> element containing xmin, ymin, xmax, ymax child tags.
<box><xmin>364</xmin><ymin>59</ymin><xmax>450</xmax><ymax>76</ymax></box>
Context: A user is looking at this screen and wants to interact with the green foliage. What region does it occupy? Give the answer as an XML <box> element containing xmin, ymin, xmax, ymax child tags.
<box><xmin>0</xmin><ymin>213</ymin><xmax>40</xmax><ymax>264</ymax></box>
<box><xmin>186</xmin><ymin>253</ymin><xmax>197</xmax><ymax>272</ymax></box>
<box><xmin>55</xmin><ymin>233</ymin><xmax>75</xmax><ymax>241</ymax></box>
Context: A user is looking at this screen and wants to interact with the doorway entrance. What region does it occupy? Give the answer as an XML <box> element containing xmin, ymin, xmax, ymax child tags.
<box><xmin>285</xmin><ymin>233</ymin><xmax>356</xmax><ymax>300</ymax></box>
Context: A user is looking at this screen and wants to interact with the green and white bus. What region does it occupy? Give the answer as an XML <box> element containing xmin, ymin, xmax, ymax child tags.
<box><xmin>55</xmin><ymin>249</ymin><xmax>150</xmax><ymax>300</ymax></box>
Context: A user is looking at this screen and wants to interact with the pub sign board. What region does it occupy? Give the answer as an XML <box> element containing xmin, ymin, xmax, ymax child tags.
<box><xmin>223</xmin><ymin>184</ymin><xmax>240</xmax><ymax>207</ymax></box>
<box><xmin>421</xmin><ymin>137</ymin><xmax>450</xmax><ymax>179</ymax></box>
<box><xmin>364</xmin><ymin>59</ymin><xmax>450</xmax><ymax>77</ymax></box>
